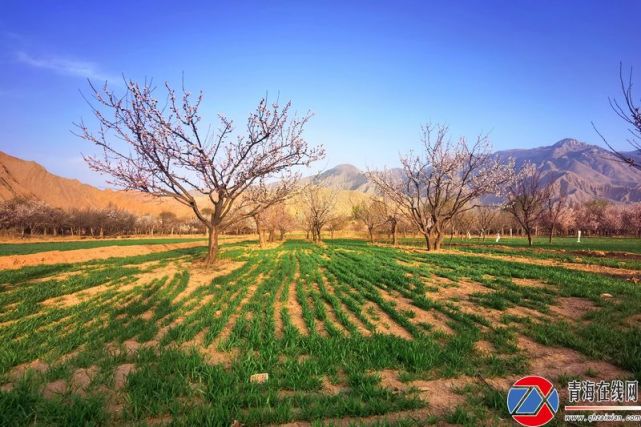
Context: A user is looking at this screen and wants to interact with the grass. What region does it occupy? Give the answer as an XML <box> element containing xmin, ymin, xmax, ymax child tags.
<box><xmin>0</xmin><ymin>237</ymin><xmax>639</xmax><ymax>425</ymax></box>
<box><xmin>0</xmin><ymin>237</ymin><xmax>206</xmax><ymax>256</ymax></box>
<box><xmin>398</xmin><ymin>236</ymin><xmax>641</xmax><ymax>270</ymax></box>
<box><xmin>399</xmin><ymin>235</ymin><xmax>641</xmax><ymax>253</ymax></box>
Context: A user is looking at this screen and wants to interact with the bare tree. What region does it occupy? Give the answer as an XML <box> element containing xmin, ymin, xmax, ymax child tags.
<box><xmin>449</xmin><ymin>210</ymin><xmax>474</xmax><ymax>242</ymax></box>
<box><xmin>300</xmin><ymin>182</ymin><xmax>336</xmax><ymax>243</ymax></box>
<box><xmin>368</xmin><ymin>124</ymin><xmax>513</xmax><ymax>251</ymax></box>
<box><xmin>159</xmin><ymin>211</ymin><xmax>179</xmax><ymax>235</ymax></box>
<box><xmin>474</xmin><ymin>205</ymin><xmax>499</xmax><ymax>241</ymax></box>
<box><xmin>505</xmin><ymin>164</ymin><xmax>551</xmax><ymax>246</ymax></box>
<box><xmin>326</xmin><ymin>215</ymin><xmax>349</xmax><ymax>239</ymax></box>
<box><xmin>594</xmin><ymin>64</ymin><xmax>641</xmax><ymax>172</ymax></box>
<box><xmin>250</xmin><ymin>209</ymin><xmax>269</xmax><ymax>248</ymax></box>
<box><xmin>352</xmin><ymin>198</ymin><xmax>386</xmax><ymax>243</ymax></box>
<box><xmin>543</xmin><ymin>187</ymin><xmax>567</xmax><ymax>243</ymax></box>
<box><xmin>377</xmin><ymin>197</ymin><xmax>402</xmax><ymax>245</ymax></box>
<box><xmin>267</xmin><ymin>204</ymin><xmax>295</xmax><ymax>241</ymax></box>
<box><xmin>250</xmin><ymin>202</ymin><xmax>292</xmax><ymax>244</ymax></box>
<box><xmin>76</xmin><ymin>79</ymin><xmax>324</xmax><ymax>264</ymax></box>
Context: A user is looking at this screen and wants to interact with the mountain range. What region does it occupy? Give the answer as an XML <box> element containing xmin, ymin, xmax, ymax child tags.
<box><xmin>310</xmin><ymin>139</ymin><xmax>641</xmax><ymax>204</ymax></box>
<box><xmin>1</xmin><ymin>138</ymin><xmax>640</xmax><ymax>218</ymax></box>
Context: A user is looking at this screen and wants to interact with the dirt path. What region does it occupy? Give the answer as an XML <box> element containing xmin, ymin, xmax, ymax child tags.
<box><xmin>0</xmin><ymin>241</ymin><xmax>206</xmax><ymax>270</ymax></box>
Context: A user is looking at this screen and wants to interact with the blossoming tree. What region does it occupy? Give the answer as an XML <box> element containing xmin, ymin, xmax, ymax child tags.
<box><xmin>76</xmin><ymin>79</ymin><xmax>324</xmax><ymax>264</ymax></box>
<box><xmin>368</xmin><ymin>124</ymin><xmax>513</xmax><ymax>251</ymax></box>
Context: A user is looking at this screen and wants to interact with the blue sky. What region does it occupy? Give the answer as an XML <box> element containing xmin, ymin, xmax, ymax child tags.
<box><xmin>1</xmin><ymin>0</ymin><xmax>640</xmax><ymax>187</ymax></box>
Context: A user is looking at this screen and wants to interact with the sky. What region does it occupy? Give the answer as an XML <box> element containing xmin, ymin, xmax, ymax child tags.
<box><xmin>0</xmin><ymin>0</ymin><xmax>640</xmax><ymax>187</ymax></box>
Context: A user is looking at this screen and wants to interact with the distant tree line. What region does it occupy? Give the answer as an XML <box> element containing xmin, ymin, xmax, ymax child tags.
<box><xmin>0</xmin><ymin>197</ymin><xmax>208</xmax><ymax>238</ymax></box>
<box><xmin>345</xmin><ymin>194</ymin><xmax>641</xmax><ymax>245</ymax></box>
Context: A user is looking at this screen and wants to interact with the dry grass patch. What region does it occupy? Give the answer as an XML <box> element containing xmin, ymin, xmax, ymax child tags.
<box><xmin>429</xmin><ymin>279</ymin><xmax>491</xmax><ymax>302</ymax></box>
<box><xmin>377</xmin><ymin>369</ymin><xmax>472</xmax><ymax>415</ymax></box>
<box><xmin>549</xmin><ymin>296</ymin><xmax>598</xmax><ymax>320</ymax></box>
<box><xmin>512</xmin><ymin>277</ymin><xmax>548</xmax><ymax>289</ymax></box>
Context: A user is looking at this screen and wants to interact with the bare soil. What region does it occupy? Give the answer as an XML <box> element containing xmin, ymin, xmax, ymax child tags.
<box><xmin>114</xmin><ymin>363</ymin><xmax>136</xmax><ymax>390</ymax></box>
<box><xmin>549</xmin><ymin>296</ymin><xmax>598</xmax><ymax>320</ymax></box>
<box><xmin>286</xmin><ymin>271</ymin><xmax>309</xmax><ymax>335</ymax></box>
<box><xmin>0</xmin><ymin>241</ymin><xmax>206</xmax><ymax>270</ymax></box>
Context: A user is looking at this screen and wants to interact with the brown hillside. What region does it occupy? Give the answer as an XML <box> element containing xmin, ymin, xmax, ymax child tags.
<box><xmin>0</xmin><ymin>151</ymin><xmax>364</xmax><ymax>219</ymax></box>
<box><xmin>0</xmin><ymin>151</ymin><xmax>189</xmax><ymax>217</ymax></box>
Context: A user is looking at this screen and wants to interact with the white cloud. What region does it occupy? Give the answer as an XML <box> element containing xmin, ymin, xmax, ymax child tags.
<box><xmin>15</xmin><ymin>51</ymin><xmax>118</xmax><ymax>82</ymax></box>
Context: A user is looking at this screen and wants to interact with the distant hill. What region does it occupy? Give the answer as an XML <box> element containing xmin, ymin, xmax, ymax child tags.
<box><xmin>494</xmin><ymin>138</ymin><xmax>641</xmax><ymax>203</ymax></box>
<box><xmin>1</xmin><ymin>138</ymin><xmax>640</xmax><ymax>218</ymax></box>
<box><xmin>305</xmin><ymin>164</ymin><xmax>401</xmax><ymax>195</ymax></box>
<box><xmin>0</xmin><ymin>151</ymin><xmax>188</xmax><ymax>216</ymax></box>
<box><xmin>309</xmin><ymin>139</ymin><xmax>641</xmax><ymax>203</ymax></box>
<box><xmin>0</xmin><ymin>150</ymin><xmax>366</xmax><ymax>218</ymax></box>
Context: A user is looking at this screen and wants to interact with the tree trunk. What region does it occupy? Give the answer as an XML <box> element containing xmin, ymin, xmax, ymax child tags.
<box><xmin>432</xmin><ymin>232</ymin><xmax>444</xmax><ymax>250</ymax></box>
<box><xmin>368</xmin><ymin>226</ymin><xmax>374</xmax><ymax>243</ymax></box>
<box><xmin>253</xmin><ymin>216</ymin><xmax>266</xmax><ymax>248</ymax></box>
<box><xmin>391</xmin><ymin>221</ymin><xmax>398</xmax><ymax>246</ymax></box>
<box><xmin>526</xmin><ymin>231</ymin><xmax>533</xmax><ymax>246</ymax></box>
<box><xmin>206</xmin><ymin>226</ymin><xmax>219</xmax><ymax>265</ymax></box>
<box><xmin>426</xmin><ymin>228</ymin><xmax>444</xmax><ymax>251</ymax></box>
<box><xmin>548</xmin><ymin>225</ymin><xmax>554</xmax><ymax>243</ymax></box>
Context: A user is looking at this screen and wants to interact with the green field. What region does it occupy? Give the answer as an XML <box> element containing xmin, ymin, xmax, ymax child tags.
<box><xmin>399</xmin><ymin>236</ymin><xmax>641</xmax><ymax>271</ymax></box>
<box><xmin>401</xmin><ymin>236</ymin><xmax>641</xmax><ymax>253</ymax></box>
<box><xmin>1</xmin><ymin>238</ymin><xmax>640</xmax><ymax>425</ymax></box>
<box><xmin>0</xmin><ymin>237</ymin><xmax>206</xmax><ymax>256</ymax></box>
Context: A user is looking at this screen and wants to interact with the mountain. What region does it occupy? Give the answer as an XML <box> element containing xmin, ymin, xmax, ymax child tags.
<box><xmin>1</xmin><ymin>138</ymin><xmax>641</xmax><ymax>217</ymax></box>
<box><xmin>308</xmin><ymin>164</ymin><xmax>402</xmax><ymax>194</ymax></box>
<box><xmin>494</xmin><ymin>138</ymin><xmax>641</xmax><ymax>203</ymax></box>
<box><xmin>312</xmin><ymin>138</ymin><xmax>641</xmax><ymax>203</ymax></box>
<box><xmin>0</xmin><ymin>151</ymin><xmax>188</xmax><ymax>216</ymax></box>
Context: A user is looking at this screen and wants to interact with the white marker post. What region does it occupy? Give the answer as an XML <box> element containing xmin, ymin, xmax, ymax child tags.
<box><xmin>577</xmin><ymin>230</ymin><xmax>581</xmax><ymax>243</ymax></box>
<box><xmin>496</xmin><ymin>233</ymin><xmax>501</xmax><ymax>243</ymax></box>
